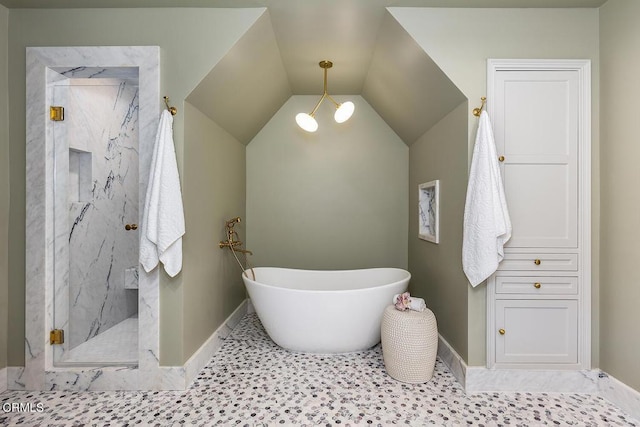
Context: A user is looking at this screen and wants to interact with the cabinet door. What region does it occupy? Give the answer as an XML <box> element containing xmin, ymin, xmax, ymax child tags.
<box><xmin>493</xmin><ymin>70</ymin><xmax>579</xmax><ymax>249</ymax></box>
<box><xmin>495</xmin><ymin>299</ymin><xmax>578</xmax><ymax>364</ymax></box>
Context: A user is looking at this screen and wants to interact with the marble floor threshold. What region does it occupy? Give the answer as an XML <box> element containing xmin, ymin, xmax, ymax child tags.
<box><xmin>59</xmin><ymin>315</ymin><xmax>138</xmax><ymax>366</ymax></box>
<box><xmin>1</xmin><ymin>313</ymin><xmax>638</xmax><ymax>426</ymax></box>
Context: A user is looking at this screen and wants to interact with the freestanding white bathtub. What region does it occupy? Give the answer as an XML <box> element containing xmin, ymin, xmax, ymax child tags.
<box><xmin>242</xmin><ymin>267</ymin><xmax>410</xmax><ymax>353</ymax></box>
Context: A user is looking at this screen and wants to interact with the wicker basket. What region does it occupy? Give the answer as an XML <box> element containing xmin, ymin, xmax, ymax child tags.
<box><xmin>381</xmin><ymin>305</ymin><xmax>438</xmax><ymax>383</ymax></box>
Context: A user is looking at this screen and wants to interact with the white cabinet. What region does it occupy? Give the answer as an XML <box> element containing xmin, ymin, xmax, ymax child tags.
<box><xmin>486</xmin><ymin>60</ymin><xmax>591</xmax><ymax>370</ymax></box>
<box><xmin>495</xmin><ymin>299</ymin><xmax>578</xmax><ymax>365</ymax></box>
<box><xmin>494</xmin><ymin>70</ymin><xmax>579</xmax><ymax>249</ymax></box>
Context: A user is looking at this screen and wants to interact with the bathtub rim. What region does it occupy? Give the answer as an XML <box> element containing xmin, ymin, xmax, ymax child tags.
<box><xmin>242</xmin><ymin>266</ymin><xmax>411</xmax><ymax>294</ymax></box>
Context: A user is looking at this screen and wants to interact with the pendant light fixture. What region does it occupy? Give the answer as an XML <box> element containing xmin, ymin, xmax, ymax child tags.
<box><xmin>295</xmin><ymin>60</ymin><xmax>355</xmax><ymax>133</ymax></box>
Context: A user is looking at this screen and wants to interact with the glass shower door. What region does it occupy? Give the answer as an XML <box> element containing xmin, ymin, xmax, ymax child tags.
<box><xmin>51</xmin><ymin>72</ymin><xmax>140</xmax><ymax>366</ymax></box>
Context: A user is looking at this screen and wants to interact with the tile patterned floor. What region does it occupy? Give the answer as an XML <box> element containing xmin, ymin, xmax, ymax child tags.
<box><xmin>1</xmin><ymin>314</ymin><xmax>638</xmax><ymax>426</ymax></box>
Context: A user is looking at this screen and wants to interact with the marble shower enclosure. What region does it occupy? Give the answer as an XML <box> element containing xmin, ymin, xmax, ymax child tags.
<box><xmin>52</xmin><ymin>76</ymin><xmax>139</xmax><ymax>354</ymax></box>
<box><xmin>24</xmin><ymin>47</ymin><xmax>164</xmax><ymax>391</ymax></box>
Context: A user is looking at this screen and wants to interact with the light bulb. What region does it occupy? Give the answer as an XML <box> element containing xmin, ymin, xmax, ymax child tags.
<box><xmin>295</xmin><ymin>113</ymin><xmax>318</xmax><ymax>132</ymax></box>
<box><xmin>334</xmin><ymin>101</ymin><xmax>355</xmax><ymax>123</ymax></box>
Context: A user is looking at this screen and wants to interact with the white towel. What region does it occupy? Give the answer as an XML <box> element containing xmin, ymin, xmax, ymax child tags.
<box><xmin>139</xmin><ymin>110</ymin><xmax>185</xmax><ymax>277</ymax></box>
<box><xmin>408</xmin><ymin>297</ymin><xmax>426</xmax><ymax>312</ymax></box>
<box><xmin>462</xmin><ymin>110</ymin><xmax>511</xmax><ymax>287</ymax></box>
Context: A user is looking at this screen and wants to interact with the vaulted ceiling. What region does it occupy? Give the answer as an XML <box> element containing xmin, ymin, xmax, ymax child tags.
<box><xmin>186</xmin><ymin>8</ymin><xmax>466</xmax><ymax>145</ymax></box>
<box><xmin>181</xmin><ymin>0</ymin><xmax>605</xmax><ymax>145</ymax></box>
<box><xmin>1</xmin><ymin>0</ymin><xmax>608</xmax><ymax>144</ymax></box>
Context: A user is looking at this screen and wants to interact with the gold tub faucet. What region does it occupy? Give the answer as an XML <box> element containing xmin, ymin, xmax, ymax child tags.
<box><xmin>219</xmin><ymin>217</ymin><xmax>255</xmax><ymax>278</ymax></box>
<box><xmin>219</xmin><ymin>216</ymin><xmax>251</xmax><ymax>254</ymax></box>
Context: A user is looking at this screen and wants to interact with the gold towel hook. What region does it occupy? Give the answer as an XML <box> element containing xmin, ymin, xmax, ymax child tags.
<box><xmin>472</xmin><ymin>97</ymin><xmax>486</xmax><ymax>117</ymax></box>
<box><xmin>163</xmin><ymin>96</ymin><xmax>177</xmax><ymax>116</ymax></box>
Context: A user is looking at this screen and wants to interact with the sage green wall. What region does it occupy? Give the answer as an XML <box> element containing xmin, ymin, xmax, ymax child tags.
<box><xmin>391</xmin><ymin>7</ymin><xmax>600</xmax><ymax>366</ymax></box>
<box><xmin>182</xmin><ymin>102</ymin><xmax>246</xmax><ymax>363</ymax></box>
<box><xmin>7</xmin><ymin>7</ymin><xmax>264</xmax><ymax>366</ymax></box>
<box><xmin>599</xmin><ymin>0</ymin><xmax>640</xmax><ymax>392</ymax></box>
<box><xmin>0</xmin><ymin>4</ymin><xmax>9</xmax><ymax>371</ymax></box>
<box><xmin>409</xmin><ymin>102</ymin><xmax>469</xmax><ymax>361</ymax></box>
<box><xmin>247</xmin><ymin>95</ymin><xmax>408</xmax><ymax>270</ymax></box>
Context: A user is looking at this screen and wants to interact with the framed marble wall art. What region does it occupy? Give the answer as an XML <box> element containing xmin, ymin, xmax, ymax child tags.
<box><xmin>418</xmin><ymin>180</ymin><xmax>439</xmax><ymax>244</ymax></box>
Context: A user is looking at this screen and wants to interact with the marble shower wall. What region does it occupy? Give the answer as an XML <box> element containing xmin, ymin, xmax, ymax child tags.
<box><xmin>52</xmin><ymin>76</ymin><xmax>139</xmax><ymax>352</ymax></box>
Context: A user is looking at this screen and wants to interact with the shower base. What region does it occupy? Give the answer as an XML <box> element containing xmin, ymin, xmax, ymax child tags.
<box><xmin>61</xmin><ymin>315</ymin><xmax>138</xmax><ymax>366</ymax></box>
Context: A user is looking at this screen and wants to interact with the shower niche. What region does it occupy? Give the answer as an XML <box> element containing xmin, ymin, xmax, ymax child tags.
<box><xmin>68</xmin><ymin>149</ymin><xmax>92</xmax><ymax>203</ymax></box>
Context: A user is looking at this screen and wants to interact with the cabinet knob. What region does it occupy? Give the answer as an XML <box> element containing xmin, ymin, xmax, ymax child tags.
<box><xmin>534</xmin><ymin>259</ymin><xmax>541</xmax><ymax>265</ymax></box>
<box><xmin>498</xmin><ymin>155</ymin><xmax>505</xmax><ymax>162</ymax></box>
<box><xmin>534</xmin><ymin>282</ymin><xmax>542</xmax><ymax>289</ymax></box>
<box><xmin>499</xmin><ymin>329</ymin><xmax>506</xmax><ymax>335</ymax></box>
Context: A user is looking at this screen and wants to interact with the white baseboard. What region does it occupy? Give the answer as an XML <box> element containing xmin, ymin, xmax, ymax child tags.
<box><xmin>436</xmin><ymin>334</ymin><xmax>467</xmax><ymax>387</ymax></box>
<box><xmin>182</xmin><ymin>299</ymin><xmax>248</xmax><ymax>388</ymax></box>
<box><xmin>0</xmin><ymin>367</ymin><xmax>7</xmax><ymax>393</ymax></box>
<box><xmin>599</xmin><ymin>371</ymin><xmax>640</xmax><ymax>422</ymax></box>
<box><xmin>465</xmin><ymin>367</ymin><xmax>599</xmax><ymax>393</ymax></box>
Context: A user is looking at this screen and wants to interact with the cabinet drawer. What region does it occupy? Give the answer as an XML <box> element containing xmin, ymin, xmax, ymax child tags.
<box><xmin>497</xmin><ymin>253</ymin><xmax>578</xmax><ymax>271</ymax></box>
<box><xmin>495</xmin><ymin>299</ymin><xmax>578</xmax><ymax>364</ymax></box>
<box><xmin>495</xmin><ymin>276</ymin><xmax>578</xmax><ymax>295</ymax></box>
